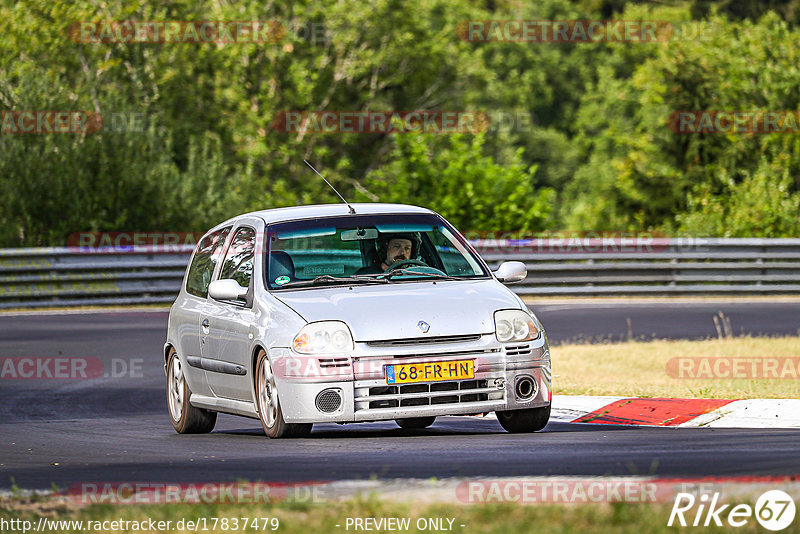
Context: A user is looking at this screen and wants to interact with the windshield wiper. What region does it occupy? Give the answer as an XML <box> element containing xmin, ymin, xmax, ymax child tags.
<box><xmin>278</xmin><ymin>274</ymin><xmax>389</xmax><ymax>288</ymax></box>
<box><xmin>379</xmin><ymin>268</ymin><xmax>460</xmax><ymax>281</ymax></box>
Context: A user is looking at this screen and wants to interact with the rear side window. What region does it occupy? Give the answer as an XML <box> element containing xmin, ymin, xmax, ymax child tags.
<box><xmin>219</xmin><ymin>227</ymin><xmax>256</xmax><ymax>289</ymax></box>
<box><xmin>185</xmin><ymin>227</ymin><xmax>231</xmax><ymax>298</ymax></box>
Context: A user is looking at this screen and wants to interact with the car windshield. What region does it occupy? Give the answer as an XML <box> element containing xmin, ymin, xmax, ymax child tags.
<box><xmin>265</xmin><ymin>213</ymin><xmax>489</xmax><ymax>290</ymax></box>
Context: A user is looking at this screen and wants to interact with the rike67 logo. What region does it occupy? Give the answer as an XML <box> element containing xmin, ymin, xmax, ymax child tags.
<box><xmin>668</xmin><ymin>490</ymin><xmax>796</xmax><ymax>531</ymax></box>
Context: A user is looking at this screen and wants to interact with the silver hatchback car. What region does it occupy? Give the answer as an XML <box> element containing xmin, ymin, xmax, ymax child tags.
<box><xmin>164</xmin><ymin>203</ymin><xmax>551</xmax><ymax>438</ymax></box>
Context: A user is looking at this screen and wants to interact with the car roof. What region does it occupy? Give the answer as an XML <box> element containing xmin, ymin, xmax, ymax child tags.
<box><xmin>216</xmin><ymin>203</ymin><xmax>436</xmax><ymax>228</ymax></box>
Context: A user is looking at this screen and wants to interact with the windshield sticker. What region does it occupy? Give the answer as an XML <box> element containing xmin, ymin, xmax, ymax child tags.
<box><xmin>275</xmin><ymin>275</ymin><xmax>290</xmax><ymax>286</ymax></box>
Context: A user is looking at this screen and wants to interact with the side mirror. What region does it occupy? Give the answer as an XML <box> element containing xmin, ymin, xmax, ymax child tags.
<box><xmin>493</xmin><ymin>261</ymin><xmax>527</xmax><ymax>284</ymax></box>
<box><xmin>208</xmin><ymin>279</ymin><xmax>248</xmax><ymax>301</ymax></box>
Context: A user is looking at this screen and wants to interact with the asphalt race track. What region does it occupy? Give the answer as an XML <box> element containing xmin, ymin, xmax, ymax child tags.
<box><xmin>1</xmin><ymin>302</ymin><xmax>799</xmax><ymax>490</ymax></box>
<box><xmin>535</xmin><ymin>300</ymin><xmax>800</xmax><ymax>344</ymax></box>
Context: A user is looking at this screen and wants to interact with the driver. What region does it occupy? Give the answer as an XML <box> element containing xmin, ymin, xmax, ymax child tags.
<box><xmin>356</xmin><ymin>233</ymin><xmax>421</xmax><ymax>274</ymax></box>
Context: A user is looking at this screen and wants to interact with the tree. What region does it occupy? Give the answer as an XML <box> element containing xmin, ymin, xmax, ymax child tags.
<box><xmin>360</xmin><ymin>133</ymin><xmax>554</xmax><ymax>232</ymax></box>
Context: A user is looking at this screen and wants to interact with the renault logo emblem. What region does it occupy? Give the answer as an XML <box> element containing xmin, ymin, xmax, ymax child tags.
<box><xmin>417</xmin><ymin>321</ymin><xmax>430</xmax><ymax>333</ymax></box>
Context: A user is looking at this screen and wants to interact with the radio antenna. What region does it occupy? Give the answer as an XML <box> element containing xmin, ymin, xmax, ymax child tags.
<box><xmin>303</xmin><ymin>159</ymin><xmax>355</xmax><ymax>214</ymax></box>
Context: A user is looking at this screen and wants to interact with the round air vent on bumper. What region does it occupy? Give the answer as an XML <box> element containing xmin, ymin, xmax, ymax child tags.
<box><xmin>315</xmin><ymin>388</ymin><xmax>343</xmax><ymax>413</ymax></box>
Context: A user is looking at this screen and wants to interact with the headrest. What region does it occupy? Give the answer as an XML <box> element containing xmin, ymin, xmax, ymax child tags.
<box><xmin>269</xmin><ymin>251</ymin><xmax>295</xmax><ymax>280</ymax></box>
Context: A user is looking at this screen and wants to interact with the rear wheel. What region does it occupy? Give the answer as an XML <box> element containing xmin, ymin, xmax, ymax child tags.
<box><xmin>395</xmin><ymin>416</ymin><xmax>436</xmax><ymax>430</ymax></box>
<box><xmin>255</xmin><ymin>351</ymin><xmax>312</xmax><ymax>439</ymax></box>
<box><xmin>496</xmin><ymin>405</ymin><xmax>550</xmax><ymax>433</ymax></box>
<box><xmin>166</xmin><ymin>348</ymin><xmax>216</xmax><ymax>434</ymax></box>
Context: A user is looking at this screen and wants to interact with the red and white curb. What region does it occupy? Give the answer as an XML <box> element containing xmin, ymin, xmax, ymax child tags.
<box><xmin>475</xmin><ymin>396</ymin><xmax>800</xmax><ymax>428</ymax></box>
<box><xmin>548</xmin><ymin>395</ymin><xmax>800</xmax><ymax>429</ymax></box>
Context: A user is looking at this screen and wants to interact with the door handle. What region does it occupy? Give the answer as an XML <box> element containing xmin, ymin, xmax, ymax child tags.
<box><xmin>202</xmin><ymin>319</ymin><xmax>210</xmax><ymax>328</ymax></box>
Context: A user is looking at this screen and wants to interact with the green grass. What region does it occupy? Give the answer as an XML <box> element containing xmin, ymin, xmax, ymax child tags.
<box><xmin>3</xmin><ymin>495</ymin><xmax>796</xmax><ymax>534</ymax></box>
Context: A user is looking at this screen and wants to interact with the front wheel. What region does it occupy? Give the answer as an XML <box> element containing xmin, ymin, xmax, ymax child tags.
<box><xmin>395</xmin><ymin>416</ymin><xmax>436</xmax><ymax>430</ymax></box>
<box><xmin>496</xmin><ymin>405</ymin><xmax>551</xmax><ymax>433</ymax></box>
<box><xmin>255</xmin><ymin>351</ymin><xmax>312</xmax><ymax>439</ymax></box>
<box><xmin>166</xmin><ymin>349</ymin><xmax>217</xmax><ymax>434</ymax></box>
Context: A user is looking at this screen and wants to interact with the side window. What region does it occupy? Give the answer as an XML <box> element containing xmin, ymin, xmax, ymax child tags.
<box><xmin>185</xmin><ymin>227</ymin><xmax>231</xmax><ymax>298</ymax></box>
<box><xmin>429</xmin><ymin>226</ymin><xmax>482</xmax><ymax>276</ymax></box>
<box><xmin>219</xmin><ymin>227</ymin><xmax>256</xmax><ymax>289</ymax></box>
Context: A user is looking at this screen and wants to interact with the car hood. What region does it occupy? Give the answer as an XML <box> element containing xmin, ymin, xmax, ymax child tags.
<box><xmin>273</xmin><ymin>279</ymin><xmax>522</xmax><ymax>341</ymax></box>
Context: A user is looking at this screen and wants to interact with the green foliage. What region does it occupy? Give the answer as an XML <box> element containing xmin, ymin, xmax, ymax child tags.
<box><xmin>1</xmin><ymin>0</ymin><xmax>799</xmax><ymax>245</ymax></box>
<box><xmin>677</xmin><ymin>160</ymin><xmax>800</xmax><ymax>236</ymax></box>
<box><xmin>0</xmin><ymin>112</ymin><xmax>245</xmax><ymax>245</ymax></box>
<box><xmin>562</xmin><ymin>7</ymin><xmax>800</xmax><ymax>235</ymax></box>
<box><xmin>361</xmin><ymin>133</ymin><xmax>554</xmax><ymax>231</ymax></box>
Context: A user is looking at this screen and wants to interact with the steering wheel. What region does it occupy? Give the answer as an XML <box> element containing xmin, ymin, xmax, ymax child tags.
<box><xmin>385</xmin><ymin>259</ymin><xmax>427</xmax><ymax>271</ymax></box>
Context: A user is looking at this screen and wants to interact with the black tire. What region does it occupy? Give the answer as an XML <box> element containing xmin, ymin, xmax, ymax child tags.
<box><xmin>166</xmin><ymin>349</ymin><xmax>217</xmax><ymax>434</ymax></box>
<box><xmin>496</xmin><ymin>405</ymin><xmax>551</xmax><ymax>433</ymax></box>
<box><xmin>255</xmin><ymin>351</ymin><xmax>312</xmax><ymax>439</ymax></box>
<box><xmin>395</xmin><ymin>416</ymin><xmax>436</xmax><ymax>430</ymax></box>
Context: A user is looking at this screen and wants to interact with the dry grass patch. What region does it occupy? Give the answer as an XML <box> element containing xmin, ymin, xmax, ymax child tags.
<box><xmin>552</xmin><ymin>336</ymin><xmax>800</xmax><ymax>399</ymax></box>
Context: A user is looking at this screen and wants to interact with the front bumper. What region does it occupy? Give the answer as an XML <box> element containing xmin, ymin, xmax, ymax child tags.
<box><xmin>268</xmin><ymin>333</ymin><xmax>551</xmax><ymax>424</ymax></box>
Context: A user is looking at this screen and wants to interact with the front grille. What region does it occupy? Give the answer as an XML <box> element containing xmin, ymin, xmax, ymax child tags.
<box><xmin>354</xmin><ymin>347</ymin><xmax>499</xmax><ymax>366</ymax></box>
<box><xmin>360</xmin><ymin>379</ymin><xmax>492</xmax><ymax>410</ymax></box>
<box><xmin>505</xmin><ymin>344</ymin><xmax>532</xmax><ymax>356</ymax></box>
<box><xmin>366</xmin><ymin>334</ymin><xmax>483</xmax><ymax>347</ymax></box>
<box><xmin>319</xmin><ymin>357</ymin><xmax>349</xmax><ymax>368</ymax></box>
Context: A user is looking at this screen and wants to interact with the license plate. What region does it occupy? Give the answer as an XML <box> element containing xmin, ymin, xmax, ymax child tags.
<box><xmin>385</xmin><ymin>359</ymin><xmax>474</xmax><ymax>385</ymax></box>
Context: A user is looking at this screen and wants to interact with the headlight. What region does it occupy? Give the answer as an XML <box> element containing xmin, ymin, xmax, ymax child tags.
<box><xmin>292</xmin><ymin>321</ymin><xmax>354</xmax><ymax>354</ymax></box>
<box><xmin>494</xmin><ymin>309</ymin><xmax>539</xmax><ymax>343</ymax></box>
